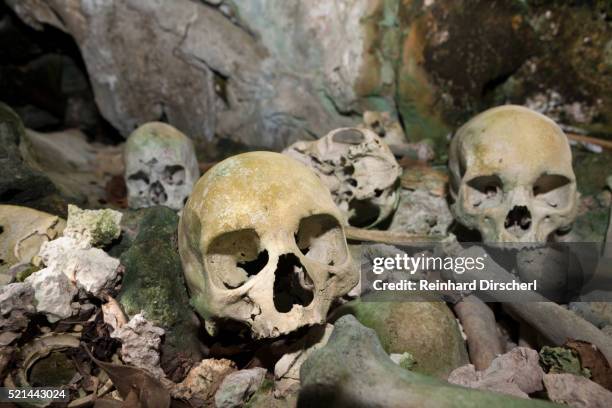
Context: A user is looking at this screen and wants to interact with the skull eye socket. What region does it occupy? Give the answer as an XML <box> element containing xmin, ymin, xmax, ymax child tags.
<box><xmin>532</xmin><ymin>174</ymin><xmax>572</xmax><ymax>208</ymax></box>
<box><xmin>162</xmin><ymin>165</ymin><xmax>186</xmax><ymax>186</ymax></box>
<box><xmin>295</xmin><ymin>214</ymin><xmax>347</xmax><ymax>267</ymax></box>
<box><xmin>206</xmin><ymin>229</ymin><xmax>269</xmax><ymax>289</ymax></box>
<box><xmin>466</xmin><ymin>175</ymin><xmax>503</xmax><ymax>208</ymax></box>
<box><xmin>127</xmin><ymin>171</ymin><xmax>150</xmax><ymax>196</ymax></box>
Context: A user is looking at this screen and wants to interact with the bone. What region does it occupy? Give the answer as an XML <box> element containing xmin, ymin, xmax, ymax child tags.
<box><xmin>450</xmin><ymin>246</ymin><xmax>612</xmax><ymax>364</ymax></box>
<box><xmin>453</xmin><ymin>296</ymin><xmax>504</xmax><ymax>371</ymax></box>
<box><xmin>448</xmin><ymin>105</ymin><xmax>578</xmax><ymax>243</ymax></box>
<box><xmin>283</xmin><ymin>127</ymin><xmax>401</xmax><ymax>228</ymax></box>
<box><xmin>344</xmin><ymin>226</ymin><xmax>444</xmax><ymax>245</ymax></box>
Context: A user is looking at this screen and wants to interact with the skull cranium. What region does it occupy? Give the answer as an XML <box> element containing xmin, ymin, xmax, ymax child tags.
<box><xmin>124</xmin><ymin>122</ymin><xmax>200</xmax><ymax>211</ymax></box>
<box><xmin>178</xmin><ymin>152</ymin><xmax>358</xmax><ymax>338</ymax></box>
<box><xmin>448</xmin><ymin>105</ymin><xmax>578</xmax><ymax>243</ymax></box>
<box><xmin>283</xmin><ymin>127</ymin><xmax>401</xmax><ymax>228</ymax></box>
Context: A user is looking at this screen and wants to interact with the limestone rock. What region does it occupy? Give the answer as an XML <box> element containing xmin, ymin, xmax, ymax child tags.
<box><xmin>25</xmin><ymin>267</ymin><xmax>77</xmax><ymax>323</ymax></box>
<box><xmin>333</xmin><ymin>299</ymin><xmax>468</xmax><ymax>378</ymax></box>
<box><xmin>39</xmin><ymin>237</ymin><xmax>120</xmax><ymax>297</ymax></box>
<box><xmin>64</xmin><ymin>204</ymin><xmax>122</xmax><ymax>247</ymax></box>
<box><xmin>110</xmin><ymin>313</ymin><xmax>166</xmax><ymax>379</ymax></box>
<box><xmin>215</xmin><ymin>367</ymin><xmax>267</xmax><ymax>408</ymax></box>
<box><xmin>544</xmin><ymin>373</ymin><xmax>612</xmax><ymax>408</ymax></box>
<box><xmin>448</xmin><ymin>347</ymin><xmax>544</xmax><ymax>399</ymax></box>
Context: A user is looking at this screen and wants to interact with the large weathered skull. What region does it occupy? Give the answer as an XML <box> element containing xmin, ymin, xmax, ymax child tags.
<box><xmin>124</xmin><ymin>122</ymin><xmax>200</xmax><ymax>211</ymax></box>
<box><xmin>178</xmin><ymin>152</ymin><xmax>358</xmax><ymax>339</ymax></box>
<box><xmin>448</xmin><ymin>105</ymin><xmax>578</xmax><ymax>243</ymax></box>
<box><xmin>283</xmin><ymin>127</ymin><xmax>401</xmax><ymax>228</ymax></box>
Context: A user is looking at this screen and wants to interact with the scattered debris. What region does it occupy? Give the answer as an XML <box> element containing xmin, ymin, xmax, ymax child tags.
<box><xmin>215</xmin><ymin>367</ymin><xmax>267</xmax><ymax>408</ymax></box>
<box><xmin>172</xmin><ymin>358</ymin><xmax>236</xmax><ymax>403</ymax></box>
<box><xmin>448</xmin><ymin>347</ymin><xmax>544</xmax><ymax>399</ymax></box>
<box><xmin>543</xmin><ymin>373</ymin><xmax>612</xmax><ymax>408</ymax></box>
<box><xmin>110</xmin><ymin>313</ymin><xmax>166</xmax><ymax>379</ymax></box>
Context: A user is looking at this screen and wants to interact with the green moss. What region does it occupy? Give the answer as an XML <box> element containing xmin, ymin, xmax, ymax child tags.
<box><xmin>66</xmin><ymin>205</ymin><xmax>122</xmax><ymax>247</ymax></box>
<box><xmin>539</xmin><ymin>346</ymin><xmax>591</xmax><ymax>378</ymax></box>
<box><xmin>118</xmin><ymin>207</ymin><xmax>201</xmax><ymax>361</ymax></box>
<box><xmin>15</xmin><ymin>264</ymin><xmax>41</xmax><ymax>282</ymax></box>
<box><xmin>333</xmin><ymin>300</ymin><xmax>468</xmax><ymax>378</ymax></box>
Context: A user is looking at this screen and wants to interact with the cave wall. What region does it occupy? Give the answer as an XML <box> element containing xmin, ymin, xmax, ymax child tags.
<box><xmin>4</xmin><ymin>0</ymin><xmax>612</xmax><ymax>160</ymax></box>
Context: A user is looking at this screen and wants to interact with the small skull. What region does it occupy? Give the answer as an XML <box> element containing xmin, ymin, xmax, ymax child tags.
<box><xmin>283</xmin><ymin>128</ymin><xmax>401</xmax><ymax>228</ymax></box>
<box><xmin>124</xmin><ymin>122</ymin><xmax>200</xmax><ymax>211</ymax></box>
<box><xmin>448</xmin><ymin>105</ymin><xmax>578</xmax><ymax>243</ymax></box>
<box><xmin>179</xmin><ymin>152</ymin><xmax>358</xmax><ymax>338</ymax></box>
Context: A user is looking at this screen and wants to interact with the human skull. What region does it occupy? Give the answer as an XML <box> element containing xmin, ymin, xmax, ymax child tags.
<box><xmin>178</xmin><ymin>152</ymin><xmax>358</xmax><ymax>339</ymax></box>
<box><xmin>125</xmin><ymin>122</ymin><xmax>200</xmax><ymax>211</ymax></box>
<box><xmin>283</xmin><ymin>127</ymin><xmax>401</xmax><ymax>228</ymax></box>
<box><xmin>448</xmin><ymin>105</ymin><xmax>578</xmax><ymax>243</ymax></box>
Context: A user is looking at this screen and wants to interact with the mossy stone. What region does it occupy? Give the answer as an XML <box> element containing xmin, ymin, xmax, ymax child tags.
<box><xmin>333</xmin><ymin>299</ymin><xmax>468</xmax><ymax>378</ymax></box>
<box><xmin>117</xmin><ymin>206</ymin><xmax>202</xmax><ymax>365</ymax></box>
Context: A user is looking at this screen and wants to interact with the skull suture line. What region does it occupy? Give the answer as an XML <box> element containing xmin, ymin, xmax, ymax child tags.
<box><xmin>178</xmin><ymin>152</ymin><xmax>358</xmax><ymax>339</ymax></box>
<box><xmin>448</xmin><ymin>105</ymin><xmax>578</xmax><ymax>243</ymax></box>
<box><xmin>124</xmin><ymin>122</ymin><xmax>200</xmax><ymax>211</ymax></box>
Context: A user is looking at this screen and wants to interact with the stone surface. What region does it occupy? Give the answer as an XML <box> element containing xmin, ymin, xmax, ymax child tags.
<box><xmin>448</xmin><ymin>347</ymin><xmax>544</xmax><ymax>399</ymax></box>
<box><xmin>543</xmin><ymin>373</ymin><xmax>612</xmax><ymax>408</ymax></box>
<box><xmin>25</xmin><ymin>266</ymin><xmax>77</xmax><ymax>323</ymax></box>
<box><xmin>333</xmin><ymin>299</ymin><xmax>468</xmax><ymax>378</ymax></box>
<box><xmin>299</xmin><ymin>315</ymin><xmax>556</xmax><ymax>407</ymax></box>
<box><xmin>39</xmin><ymin>237</ymin><xmax>120</xmax><ymax>297</ymax></box>
<box><xmin>117</xmin><ymin>207</ymin><xmax>202</xmax><ymax>364</ymax></box>
<box><xmin>172</xmin><ymin>358</ymin><xmax>236</xmax><ymax>402</ymax></box>
<box><xmin>215</xmin><ymin>367</ymin><xmax>267</xmax><ymax>408</ymax></box>
<box><xmin>389</xmin><ymin>188</ymin><xmax>453</xmax><ymax>236</ymax></box>
<box><xmin>110</xmin><ymin>313</ymin><xmax>166</xmax><ymax>379</ymax></box>
<box><xmin>64</xmin><ymin>204</ymin><xmax>122</xmax><ymax>247</ymax></box>
<box><xmin>0</xmin><ymin>282</ymin><xmax>35</xmax><ymax>332</ymax></box>
<box><xmin>0</xmin><ymin>102</ymin><xmax>58</xmax><ymax>208</ymax></box>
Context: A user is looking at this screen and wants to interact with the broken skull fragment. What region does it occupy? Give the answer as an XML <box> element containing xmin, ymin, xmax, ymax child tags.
<box><xmin>178</xmin><ymin>151</ymin><xmax>359</xmax><ymax>339</ymax></box>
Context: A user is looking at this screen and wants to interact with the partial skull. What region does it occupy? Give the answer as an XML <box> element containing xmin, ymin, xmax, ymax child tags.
<box><xmin>448</xmin><ymin>105</ymin><xmax>578</xmax><ymax>243</ymax></box>
<box><xmin>124</xmin><ymin>122</ymin><xmax>200</xmax><ymax>211</ymax></box>
<box><xmin>179</xmin><ymin>152</ymin><xmax>358</xmax><ymax>339</ymax></box>
<box><xmin>283</xmin><ymin>128</ymin><xmax>401</xmax><ymax>228</ymax></box>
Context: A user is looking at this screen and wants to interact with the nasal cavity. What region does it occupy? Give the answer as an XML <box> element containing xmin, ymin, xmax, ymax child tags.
<box><xmin>504</xmin><ymin>206</ymin><xmax>532</xmax><ymax>233</ymax></box>
<box><xmin>273</xmin><ymin>253</ymin><xmax>314</xmax><ymax>313</ymax></box>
